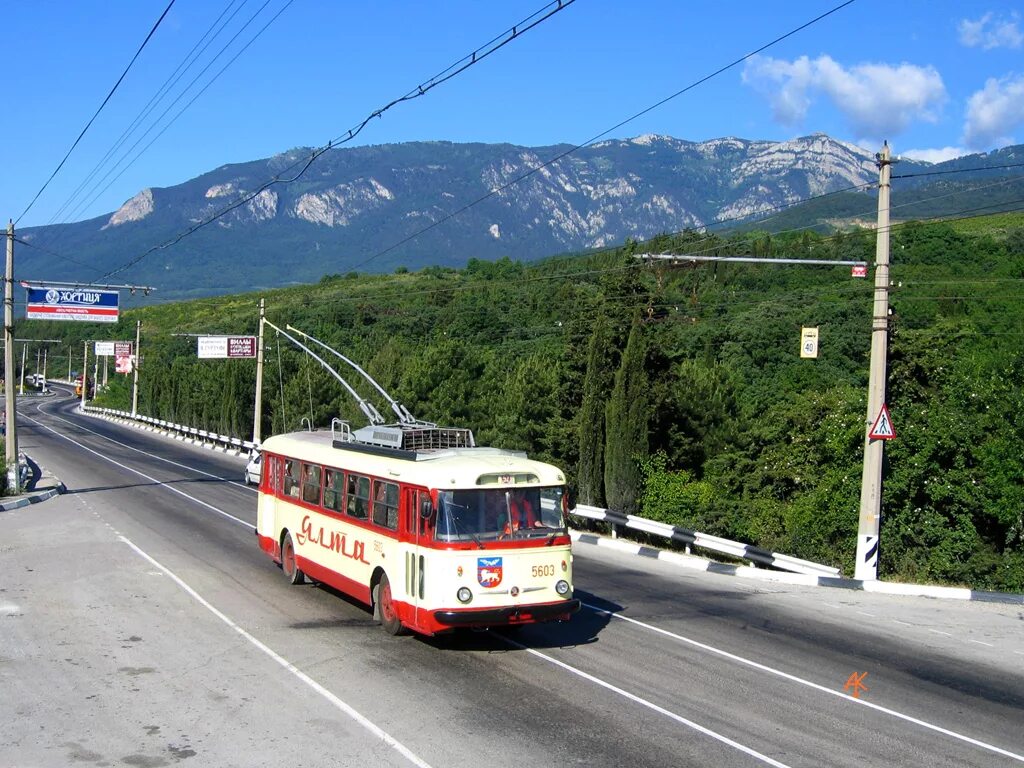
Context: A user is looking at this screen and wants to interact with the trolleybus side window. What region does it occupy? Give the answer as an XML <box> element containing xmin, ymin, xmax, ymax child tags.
<box><xmin>347</xmin><ymin>474</ymin><xmax>370</xmax><ymax>519</ymax></box>
<box><xmin>372</xmin><ymin>480</ymin><xmax>399</xmax><ymax>530</ymax></box>
<box><xmin>284</xmin><ymin>459</ymin><xmax>301</xmax><ymax>498</ymax></box>
<box><xmin>302</xmin><ymin>463</ymin><xmax>322</xmax><ymax>505</ymax></box>
<box><xmin>323</xmin><ymin>469</ymin><xmax>344</xmax><ymax>514</ymax></box>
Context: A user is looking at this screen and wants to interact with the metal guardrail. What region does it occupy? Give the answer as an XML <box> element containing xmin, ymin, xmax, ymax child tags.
<box><xmin>82</xmin><ymin>405</ymin><xmax>256</xmax><ymax>456</ymax></box>
<box><xmin>569</xmin><ymin>503</ymin><xmax>841</xmax><ymax>577</ymax></box>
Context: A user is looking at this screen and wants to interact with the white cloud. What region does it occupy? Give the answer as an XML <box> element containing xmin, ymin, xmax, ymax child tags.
<box><xmin>903</xmin><ymin>147</ymin><xmax>968</xmax><ymax>163</ymax></box>
<box><xmin>963</xmin><ymin>74</ymin><xmax>1024</xmax><ymax>149</ymax></box>
<box><xmin>958</xmin><ymin>12</ymin><xmax>1023</xmax><ymax>50</ymax></box>
<box><xmin>742</xmin><ymin>55</ymin><xmax>947</xmax><ymax>139</ymax></box>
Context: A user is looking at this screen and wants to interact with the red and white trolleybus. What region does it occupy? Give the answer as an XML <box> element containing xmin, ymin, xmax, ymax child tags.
<box><xmin>255</xmin><ymin>421</ymin><xmax>580</xmax><ymax>636</ymax></box>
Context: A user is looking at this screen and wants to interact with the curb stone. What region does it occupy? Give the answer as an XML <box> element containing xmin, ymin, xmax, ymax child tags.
<box><xmin>0</xmin><ymin>456</ymin><xmax>66</xmax><ymax>512</ymax></box>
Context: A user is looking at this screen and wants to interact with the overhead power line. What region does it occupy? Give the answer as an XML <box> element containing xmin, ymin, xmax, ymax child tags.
<box><xmin>893</xmin><ymin>161</ymin><xmax>1024</xmax><ymax>180</ymax></box>
<box><xmin>15</xmin><ymin>0</ymin><xmax>177</xmax><ymax>225</ymax></box>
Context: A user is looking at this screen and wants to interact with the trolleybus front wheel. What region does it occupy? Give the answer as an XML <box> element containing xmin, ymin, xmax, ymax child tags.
<box><xmin>281</xmin><ymin>532</ymin><xmax>305</xmax><ymax>586</ymax></box>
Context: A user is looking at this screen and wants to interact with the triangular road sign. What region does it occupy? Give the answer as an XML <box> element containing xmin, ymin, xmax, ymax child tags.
<box><xmin>869</xmin><ymin>404</ymin><xmax>896</xmax><ymax>440</ymax></box>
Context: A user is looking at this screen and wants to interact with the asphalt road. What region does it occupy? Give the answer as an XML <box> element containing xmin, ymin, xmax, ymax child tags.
<box><xmin>2</xmin><ymin>388</ymin><xmax>1022</xmax><ymax>768</ymax></box>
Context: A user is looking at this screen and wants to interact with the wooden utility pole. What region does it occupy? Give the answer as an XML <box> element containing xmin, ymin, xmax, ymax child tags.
<box><xmin>855</xmin><ymin>142</ymin><xmax>896</xmax><ymax>581</ymax></box>
<box><xmin>4</xmin><ymin>221</ymin><xmax>19</xmax><ymax>493</ymax></box>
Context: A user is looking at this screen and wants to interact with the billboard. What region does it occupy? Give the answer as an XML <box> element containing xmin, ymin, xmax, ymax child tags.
<box><xmin>114</xmin><ymin>342</ymin><xmax>134</xmax><ymax>374</ymax></box>
<box><xmin>26</xmin><ymin>286</ymin><xmax>119</xmax><ymax>323</ymax></box>
<box><xmin>197</xmin><ymin>336</ymin><xmax>257</xmax><ymax>359</ymax></box>
<box><xmin>95</xmin><ymin>341</ymin><xmax>116</xmax><ymax>356</ymax></box>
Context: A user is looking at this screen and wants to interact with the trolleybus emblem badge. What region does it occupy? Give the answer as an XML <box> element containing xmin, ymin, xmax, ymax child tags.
<box><xmin>477</xmin><ymin>557</ymin><xmax>503</xmax><ymax>588</ymax></box>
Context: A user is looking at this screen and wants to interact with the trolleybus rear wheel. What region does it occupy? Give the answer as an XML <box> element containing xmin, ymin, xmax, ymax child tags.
<box><xmin>377</xmin><ymin>574</ymin><xmax>405</xmax><ymax>635</ymax></box>
<box><xmin>281</xmin><ymin>532</ymin><xmax>305</xmax><ymax>585</ymax></box>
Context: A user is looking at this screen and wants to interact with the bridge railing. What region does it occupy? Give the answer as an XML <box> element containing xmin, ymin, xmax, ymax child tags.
<box><xmin>570</xmin><ymin>503</ymin><xmax>840</xmax><ymax>577</ymax></box>
<box><xmin>82</xmin><ymin>405</ymin><xmax>256</xmax><ymax>456</ymax></box>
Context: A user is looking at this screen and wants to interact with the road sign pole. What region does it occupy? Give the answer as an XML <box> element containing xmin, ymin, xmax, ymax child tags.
<box><xmin>855</xmin><ymin>143</ymin><xmax>895</xmax><ymax>581</ymax></box>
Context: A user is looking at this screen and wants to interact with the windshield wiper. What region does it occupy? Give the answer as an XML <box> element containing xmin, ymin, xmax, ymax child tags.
<box><xmin>446</xmin><ymin>504</ymin><xmax>484</xmax><ymax>549</ymax></box>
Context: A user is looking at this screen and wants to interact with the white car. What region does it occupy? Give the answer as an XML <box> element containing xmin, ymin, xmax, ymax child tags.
<box><xmin>244</xmin><ymin>450</ymin><xmax>262</xmax><ymax>485</ymax></box>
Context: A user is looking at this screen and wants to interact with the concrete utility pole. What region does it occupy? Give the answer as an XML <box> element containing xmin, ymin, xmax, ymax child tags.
<box><xmin>4</xmin><ymin>221</ymin><xmax>19</xmax><ymax>493</ymax></box>
<box><xmin>80</xmin><ymin>341</ymin><xmax>89</xmax><ymax>410</ymax></box>
<box><xmin>855</xmin><ymin>142</ymin><xmax>896</xmax><ymax>581</ymax></box>
<box><xmin>131</xmin><ymin>320</ymin><xmax>141</xmax><ymax>417</ymax></box>
<box><xmin>252</xmin><ymin>298</ymin><xmax>265</xmax><ymax>445</ymax></box>
<box><xmin>18</xmin><ymin>343</ymin><xmax>27</xmax><ymax>395</ymax></box>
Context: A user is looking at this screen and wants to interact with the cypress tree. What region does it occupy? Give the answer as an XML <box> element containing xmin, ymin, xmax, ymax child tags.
<box><xmin>603</xmin><ymin>318</ymin><xmax>648</xmax><ymax>516</ymax></box>
<box><xmin>577</xmin><ymin>317</ymin><xmax>610</xmax><ymax>506</ymax></box>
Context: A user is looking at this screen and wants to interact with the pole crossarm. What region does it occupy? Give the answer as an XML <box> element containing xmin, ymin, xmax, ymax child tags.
<box><xmin>634</xmin><ymin>253</ymin><xmax>869</xmax><ymax>267</ymax></box>
<box><xmin>18</xmin><ymin>280</ymin><xmax>156</xmax><ymax>293</ymax></box>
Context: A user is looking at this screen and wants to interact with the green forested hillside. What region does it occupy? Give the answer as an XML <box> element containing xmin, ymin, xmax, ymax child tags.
<box><xmin>29</xmin><ymin>214</ymin><xmax>1024</xmax><ymax>590</ymax></box>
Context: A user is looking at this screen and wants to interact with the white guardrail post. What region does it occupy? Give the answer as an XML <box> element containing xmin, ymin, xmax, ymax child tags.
<box><xmin>569</xmin><ymin>503</ymin><xmax>840</xmax><ymax>577</ymax></box>
<box><xmin>80</xmin><ymin>405</ymin><xmax>256</xmax><ymax>457</ymax></box>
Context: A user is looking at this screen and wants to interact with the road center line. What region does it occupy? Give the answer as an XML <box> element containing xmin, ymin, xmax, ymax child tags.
<box><xmin>118</xmin><ymin>533</ymin><xmax>432</xmax><ymax>768</ymax></box>
<box><xmin>21</xmin><ymin>412</ymin><xmax>251</xmax><ymax>529</ymax></box>
<box><xmin>582</xmin><ymin>602</ymin><xmax>1024</xmax><ymax>763</ymax></box>
<box><xmin>31</xmin><ymin>396</ymin><xmax>255</xmax><ymax>491</ymax></box>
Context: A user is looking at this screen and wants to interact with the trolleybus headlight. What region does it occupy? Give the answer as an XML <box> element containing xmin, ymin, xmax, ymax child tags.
<box><xmin>555</xmin><ymin>580</ymin><xmax>570</xmax><ymax>596</ymax></box>
<box><xmin>457</xmin><ymin>587</ymin><xmax>473</xmax><ymax>604</ymax></box>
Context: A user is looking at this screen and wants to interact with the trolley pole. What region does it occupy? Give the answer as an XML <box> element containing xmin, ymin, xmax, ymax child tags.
<box><xmin>131</xmin><ymin>320</ymin><xmax>141</xmax><ymax>417</ymax></box>
<box><xmin>252</xmin><ymin>298</ymin><xmax>265</xmax><ymax>445</ymax></box>
<box><xmin>4</xmin><ymin>221</ymin><xmax>19</xmax><ymax>493</ymax></box>
<box><xmin>855</xmin><ymin>142</ymin><xmax>895</xmax><ymax>581</ymax></box>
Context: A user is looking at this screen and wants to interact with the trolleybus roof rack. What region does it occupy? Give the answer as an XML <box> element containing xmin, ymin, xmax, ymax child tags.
<box><xmin>331</xmin><ymin>418</ymin><xmax>477</xmax><ymax>460</ymax></box>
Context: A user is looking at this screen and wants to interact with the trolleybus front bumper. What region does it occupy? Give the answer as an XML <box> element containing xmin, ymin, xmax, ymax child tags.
<box><xmin>433</xmin><ymin>599</ymin><xmax>581</xmax><ymax>627</ymax></box>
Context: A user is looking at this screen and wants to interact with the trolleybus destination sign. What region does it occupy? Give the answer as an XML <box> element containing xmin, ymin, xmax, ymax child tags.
<box><xmin>25</xmin><ymin>286</ymin><xmax>119</xmax><ymax>323</ymax></box>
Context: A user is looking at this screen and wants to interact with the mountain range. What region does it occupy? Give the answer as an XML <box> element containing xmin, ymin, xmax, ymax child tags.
<box><xmin>17</xmin><ymin>134</ymin><xmax>1022</xmax><ymax>303</ymax></box>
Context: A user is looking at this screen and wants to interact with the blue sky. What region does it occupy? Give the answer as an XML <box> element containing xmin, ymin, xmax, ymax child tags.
<box><xmin>6</xmin><ymin>0</ymin><xmax>1024</xmax><ymax>228</ymax></box>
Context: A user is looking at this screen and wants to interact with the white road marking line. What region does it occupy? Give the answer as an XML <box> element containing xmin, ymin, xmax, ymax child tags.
<box><xmin>856</xmin><ymin>610</ymin><xmax>876</xmax><ymax>617</ymax></box>
<box><xmin>928</xmin><ymin>629</ymin><xmax>952</xmax><ymax>637</ymax></box>
<box><xmin>118</xmin><ymin>534</ymin><xmax>432</xmax><ymax>768</ymax></box>
<box><xmin>892</xmin><ymin>620</ymin><xmax>913</xmax><ymax>627</ymax></box>
<box><xmin>21</xmin><ymin>413</ymin><xmax>251</xmax><ymax>529</ymax></box>
<box><xmin>29</xmin><ymin>399</ymin><xmax>256</xmax><ymax>492</ymax></box>
<box><xmin>502</xmin><ymin>637</ymin><xmax>793</xmax><ymax>768</ymax></box>
<box><xmin>968</xmin><ymin>640</ymin><xmax>995</xmax><ymax>648</ymax></box>
<box><xmin>582</xmin><ymin>602</ymin><xmax>1024</xmax><ymax>764</ymax></box>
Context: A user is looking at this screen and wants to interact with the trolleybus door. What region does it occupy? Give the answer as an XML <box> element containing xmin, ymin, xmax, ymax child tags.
<box><xmin>405</xmin><ymin>488</ymin><xmax>431</xmax><ymax>627</ymax></box>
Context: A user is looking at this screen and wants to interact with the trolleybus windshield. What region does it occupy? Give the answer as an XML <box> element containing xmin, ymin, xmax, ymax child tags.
<box><xmin>435</xmin><ymin>486</ymin><xmax>567</xmax><ymax>542</ymax></box>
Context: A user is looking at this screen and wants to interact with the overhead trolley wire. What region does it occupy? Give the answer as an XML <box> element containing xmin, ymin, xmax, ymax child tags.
<box><xmin>45</xmin><ymin>0</ymin><xmax>252</xmax><ymax>229</ymax></box>
<box><xmin>346</xmin><ymin>0</ymin><xmax>859</xmax><ymax>271</ymax></box>
<box><xmin>15</xmin><ymin>0</ymin><xmax>177</xmax><ymax>226</ymax></box>
<box><xmin>64</xmin><ymin>0</ymin><xmax>295</xmax><ymax>231</ymax></box>
<box><xmin>95</xmin><ymin>0</ymin><xmax>578</xmax><ymax>281</ymax></box>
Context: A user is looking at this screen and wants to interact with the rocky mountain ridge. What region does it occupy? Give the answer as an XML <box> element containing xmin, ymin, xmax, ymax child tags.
<box><xmin>18</xmin><ymin>132</ymin><xmax>979</xmax><ymax>301</ymax></box>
